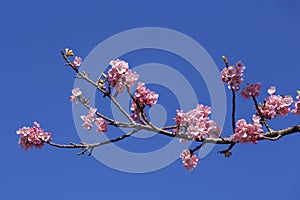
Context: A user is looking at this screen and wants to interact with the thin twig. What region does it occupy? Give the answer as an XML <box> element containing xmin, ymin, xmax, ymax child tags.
<box><xmin>251</xmin><ymin>95</ymin><xmax>272</xmax><ymax>132</ymax></box>
<box><xmin>231</xmin><ymin>89</ymin><xmax>236</xmax><ymax>132</ymax></box>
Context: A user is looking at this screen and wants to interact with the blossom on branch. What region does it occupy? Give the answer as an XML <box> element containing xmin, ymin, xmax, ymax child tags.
<box><xmin>16</xmin><ymin>122</ymin><xmax>52</xmax><ymax>150</ymax></box>
<box><xmin>107</xmin><ymin>59</ymin><xmax>139</xmax><ymax>93</ymax></box>
<box><xmin>73</xmin><ymin>56</ymin><xmax>82</xmax><ymax>68</ymax></box>
<box><xmin>240</xmin><ymin>82</ymin><xmax>261</xmax><ymax>99</ymax></box>
<box><xmin>80</xmin><ymin>108</ymin><xmax>107</xmax><ymax>132</ymax></box>
<box><xmin>221</xmin><ymin>61</ymin><xmax>245</xmax><ymax>90</ymax></box>
<box><xmin>174</xmin><ymin>104</ymin><xmax>222</xmax><ymax>140</ymax></box>
<box><xmin>70</xmin><ymin>88</ymin><xmax>83</xmax><ymax>103</ymax></box>
<box><xmin>230</xmin><ymin>115</ymin><xmax>263</xmax><ymax>144</ymax></box>
<box><xmin>130</xmin><ymin>82</ymin><xmax>159</xmax><ymax>121</ymax></box>
<box><xmin>292</xmin><ymin>92</ymin><xmax>300</xmax><ymax>115</ymax></box>
<box><xmin>259</xmin><ymin>87</ymin><xmax>293</xmax><ymax>119</ymax></box>
<box><xmin>180</xmin><ymin>149</ymin><xmax>199</xmax><ymax>171</ymax></box>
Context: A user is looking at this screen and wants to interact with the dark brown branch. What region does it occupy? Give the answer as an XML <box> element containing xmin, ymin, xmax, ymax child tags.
<box><xmin>46</xmin><ymin>124</ymin><xmax>300</xmax><ymax>156</ymax></box>
<box><xmin>231</xmin><ymin>89</ymin><xmax>236</xmax><ymax>132</ymax></box>
<box><xmin>251</xmin><ymin>95</ymin><xmax>272</xmax><ymax>132</ymax></box>
<box><xmin>47</xmin><ymin>128</ymin><xmax>140</xmax><ymax>155</ymax></box>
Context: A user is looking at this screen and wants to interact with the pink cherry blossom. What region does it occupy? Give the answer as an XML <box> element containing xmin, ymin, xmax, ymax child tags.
<box><xmin>221</xmin><ymin>61</ymin><xmax>245</xmax><ymax>90</ymax></box>
<box><xmin>180</xmin><ymin>149</ymin><xmax>199</xmax><ymax>171</ymax></box>
<box><xmin>268</xmin><ymin>86</ymin><xmax>276</xmax><ymax>95</ymax></box>
<box><xmin>80</xmin><ymin>108</ymin><xmax>108</xmax><ymax>132</ymax></box>
<box><xmin>259</xmin><ymin>88</ymin><xmax>293</xmax><ymax>119</ymax></box>
<box><xmin>130</xmin><ymin>82</ymin><xmax>159</xmax><ymax>121</ymax></box>
<box><xmin>107</xmin><ymin>59</ymin><xmax>139</xmax><ymax>93</ymax></box>
<box><xmin>16</xmin><ymin>122</ymin><xmax>52</xmax><ymax>150</ymax></box>
<box><xmin>95</xmin><ymin>117</ymin><xmax>108</xmax><ymax>132</ymax></box>
<box><xmin>291</xmin><ymin>93</ymin><xmax>300</xmax><ymax>115</ymax></box>
<box><xmin>230</xmin><ymin>115</ymin><xmax>263</xmax><ymax>144</ymax></box>
<box><xmin>72</xmin><ymin>88</ymin><xmax>82</xmax><ymax>97</ymax></box>
<box><xmin>70</xmin><ymin>88</ymin><xmax>82</xmax><ymax>103</ymax></box>
<box><xmin>73</xmin><ymin>56</ymin><xmax>82</xmax><ymax>67</ymax></box>
<box><xmin>240</xmin><ymin>82</ymin><xmax>261</xmax><ymax>99</ymax></box>
<box><xmin>70</xmin><ymin>95</ymin><xmax>78</xmax><ymax>103</ymax></box>
<box><xmin>174</xmin><ymin>104</ymin><xmax>222</xmax><ymax>140</ymax></box>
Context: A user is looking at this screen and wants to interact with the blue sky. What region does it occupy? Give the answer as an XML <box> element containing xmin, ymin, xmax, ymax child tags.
<box><xmin>2</xmin><ymin>0</ymin><xmax>300</xmax><ymax>199</ymax></box>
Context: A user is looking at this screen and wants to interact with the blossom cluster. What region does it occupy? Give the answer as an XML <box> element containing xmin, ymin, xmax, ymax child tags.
<box><xmin>230</xmin><ymin>115</ymin><xmax>263</xmax><ymax>144</ymax></box>
<box><xmin>64</xmin><ymin>48</ymin><xmax>82</xmax><ymax>68</ymax></box>
<box><xmin>240</xmin><ymin>82</ymin><xmax>261</xmax><ymax>99</ymax></box>
<box><xmin>16</xmin><ymin>122</ymin><xmax>52</xmax><ymax>150</ymax></box>
<box><xmin>221</xmin><ymin>61</ymin><xmax>246</xmax><ymax>90</ymax></box>
<box><xmin>81</xmin><ymin>108</ymin><xmax>107</xmax><ymax>133</ymax></box>
<box><xmin>107</xmin><ymin>59</ymin><xmax>139</xmax><ymax>93</ymax></box>
<box><xmin>130</xmin><ymin>82</ymin><xmax>159</xmax><ymax>121</ymax></box>
<box><xmin>174</xmin><ymin>104</ymin><xmax>222</xmax><ymax>140</ymax></box>
<box><xmin>292</xmin><ymin>92</ymin><xmax>300</xmax><ymax>115</ymax></box>
<box><xmin>180</xmin><ymin>149</ymin><xmax>199</xmax><ymax>171</ymax></box>
<box><xmin>70</xmin><ymin>88</ymin><xmax>82</xmax><ymax>103</ymax></box>
<box><xmin>259</xmin><ymin>87</ymin><xmax>293</xmax><ymax>119</ymax></box>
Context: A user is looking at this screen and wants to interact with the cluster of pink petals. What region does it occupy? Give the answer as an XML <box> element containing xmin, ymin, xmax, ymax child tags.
<box><xmin>260</xmin><ymin>87</ymin><xmax>293</xmax><ymax>119</ymax></box>
<box><xmin>131</xmin><ymin>82</ymin><xmax>159</xmax><ymax>121</ymax></box>
<box><xmin>80</xmin><ymin>108</ymin><xmax>107</xmax><ymax>132</ymax></box>
<box><xmin>230</xmin><ymin>115</ymin><xmax>263</xmax><ymax>144</ymax></box>
<box><xmin>107</xmin><ymin>59</ymin><xmax>139</xmax><ymax>93</ymax></box>
<box><xmin>70</xmin><ymin>88</ymin><xmax>82</xmax><ymax>103</ymax></box>
<box><xmin>180</xmin><ymin>149</ymin><xmax>199</xmax><ymax>171</ymax></box>
<box><xmin>240</xmin><ymin>82</ymin><xmax>261</xmax><ymax>99</ymax></box>
<box><xmin>221</xmin><ymin>61</ymin><xmax>245</xmax><ymax>90</ymax></box>
<box><xmin>16</xmin><ymin>122</ymin><xmax>52</xmax><ymax>150</ymax></box>
<box><xmin>174</xmin><ymin>104</ymin><xmax>222</xmax><ymax>140</ymax></box>
<box><xmin>291</xmin><ymin>93</ymin><xmax>300</xmax><ymax>115</ymax></box>
<box><xmin>73</xmin><ymin>56</ymin><xmax>82</xmax><ymax>67</ymax></box>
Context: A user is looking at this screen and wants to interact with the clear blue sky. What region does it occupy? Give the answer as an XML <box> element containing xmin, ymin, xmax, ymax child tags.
<box><xmin>1</xmin><ymin>0</ymin><xmax>300</xmax><ymax>199</ymax></box>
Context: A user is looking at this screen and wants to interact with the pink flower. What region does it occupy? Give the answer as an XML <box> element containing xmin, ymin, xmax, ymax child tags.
<box><xmin>70</xmin><ymin>95</ymin><xmax>78</xmax><ymax>103</ymax></box>
<box><xmin>240</xmin><ymin>82</ymin><xmax>261</xmax><ymax>99</ymax></box>
<box><xmin>230</xmin><ymin>115</ymin><xmax>263</xmax><ymax>144</ymax></box>
<box><xmin>70</xmin><ymin>88</ymin><xmax>82</xmax><ymax>103</ymax></box>
<box><xmin>16</xmin><ymin>122</ymin><xmax>52</xmax><ymax>150</ymax></box>
<box><xmin>72</xmin><ymin>88</ymin><xmax>82</xmax><ymax>97</ymax></box>
<box><xmin>107</xmin><ymin>59</ymin><xmax>139</xmax><ymax>93</ymax></box>
<box><xmin>73</xmin><ymin>56</ymin><xmax>82</xmax><ymax>67</ymax></box>
<box><xmin>174</xmin><ymin>104</ymin><xmax>222</xmax><ymax>140</ymax></box>
<box><xmin>180</xmin><ymin>149</ymin><xmax>199</xmax><ymax>171</ymax></box>
<box><xmin>130</xmin><ymin>82</ymin><xmax>159</xmax><ymax>121</ymax></box>
<box><xmin>80</xmin><ymin>108</ymin><xmax>108</xmax><ymax>132</ymax></box>
<box><xmin>291</xmin><ymin>93</ymin><xmax>300</xmax><ymax>115</ymax></box>
<box><xmin>268</xmin><ymin>86</ymin><xmax>276</xmax><ymax>95</ymax></box>
<box><xmin>221</xmin><ymin>61</ymin><xmax>245</xmax><ymax>90</ymax></box>
<box><xmin>95</xmin><ymin>118</ymin><xmax>108</xmax><ymax>132</ymax></box>
<box><xmin>259</xmin><ymin>88</ymin><xmax>293</xmax><ymax>119</ymax></box>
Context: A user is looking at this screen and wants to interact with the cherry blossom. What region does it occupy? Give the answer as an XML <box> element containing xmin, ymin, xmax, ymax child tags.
<box><xmin>70</xmin><ymin>88</ymin><xmax>82</xmax><ymax>103</ymax></box>
<box><xmin>130</xmin><ymin>82</ymin><xmax>159</xmax><ymax>121</ymax></box>
<box><xmin>230</xmin><ymin>115</ymin><xmax>263</xmax><ymax>144</ymax></box>
<box><xmin>80</xmin><ymin>108</ymin><xmax>107</xmax><ymax>132</ymax></box>
<box><xmin>107</xmin><ymin>59</ymin><xmax>139</xmax><ymax>93</ymax></box>
<box><xmin>180</xmin><ymin>149</ymin><xmax>199</xmax><ymax>171</ymax></box>
<box><xmin>240</xmin><ymin>82</ymin><xmax>261</xmax><ymax>99</ymax></box>
<box><xmin>268</xmin><ymin>86</ymin><xmax>276</xmax><ymax>95</ymax></box>
<box><xmin>16</xmin><ymin>122</ymin><xmax>52</xmax><ymax>150</ymax></box>
<box><xmin>259</xmin><ymin>87</ymin><xmax>293</xmax><ymax>119</ymax></box>
<box><xmin>291</xmin><ymin>92</ymin><xmax>300</xmax><ymax>115</ymax></box>
<box><xmin>95</xmin><ymin>118</ymin><xmax>108</xmax><ymax>132</ymax></box>
<box><xmin>221</xmin><ymin>61</ymin><xmax>245</xmax><ymax>90</ymax></box>
<box><xmin>174</xmin><ymin>104</ymin><xmax>221</xmax><ymax>140</ymax></box>
<box><xmin>73</xmin><ymin>56</ymin><xmax>82</xmax><ymax>67</ymax></box>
